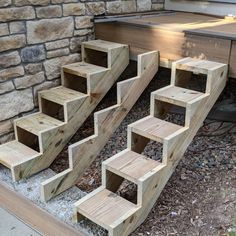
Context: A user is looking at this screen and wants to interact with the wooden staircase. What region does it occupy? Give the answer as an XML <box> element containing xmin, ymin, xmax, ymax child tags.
<box><xmin>0</xmin><ymin>40</ymin><xmax>129</xmax><ymax>181</ymax></box>
<box><xmin>41</xmin><ymin>50</ymin><xmax>159</xmax><ymax>201</ymax></box>
<box><xmin>73</xmin><ymin>58</ymin><xmax>228</xmax><ymax>236</ymax></box>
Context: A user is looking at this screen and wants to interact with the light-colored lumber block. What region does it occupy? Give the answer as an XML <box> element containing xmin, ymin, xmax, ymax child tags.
<box><xmin>175</xmin><ymin>57</ymin><xmax>226</xmax><ymax>74</ymax></box>
<box><xmin>63</xmin><ymin>61</ymin><xmax>108</xmax><ymax>78</ymax></box>
<box><xmin>82</xmin><ymin>39</ymin><xmax>126</xmax><ymax>53</ymax></box>
<box><xmin>39</xmin><ymin>86</ymin><xmax>87</xmax><ymax>105</ymax></box>
<box><xmin>14</xmin><ymin>113</ymin><xmax>65</xmax><ymax>154</ymax></box>
<box><xmin>15</xmin><ymin>113</ymin><xmax>64</xmax><ymax>136</ymax></box>
<box><xmin>171</xmin><ymin>57</ymin><xmax>228</xmax><ymax>93</ymax></box>
<box><xmin>75</xmin><ymin>188</ymin><xmax>139</xmax><ymax>232</ymax></box>
<box><xmin>129</xmin><ymin>116</ymin><xmax>183</xmax><ymax>143</ymax></box>
<box><xmin>0</xmin><ymin>141</ymin><xmax>40</xmax><ymax>168</ymax></box>
<box><xmin>104</xmin><ymin>149</ymin><xmax>162</xmax><ymax>184</ymax></box>
<box><xmin>39</xmin><ymin>86</ymin><xmax>88</xmax><ymax>122</ymax></box>
<box><xmin>82</xmin><ymin>40</ymin><xmax>129</xmax><ymax>69</ymax></box>
<box><xmin>152</xmin><ymin>85</ymin><xmax>204</xmax><ymax>107</ymax></box>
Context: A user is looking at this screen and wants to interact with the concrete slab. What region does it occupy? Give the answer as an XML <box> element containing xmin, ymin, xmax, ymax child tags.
<box><xmin>0</xmin><ymin>208</ymin><xmax>41</xmax><ymax>236</ymax></box>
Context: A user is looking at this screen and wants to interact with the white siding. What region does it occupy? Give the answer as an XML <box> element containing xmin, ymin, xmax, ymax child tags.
<box><xmin>165</xmin><ymin>0</ymin><xmax>236</xmax><ymax>16</ymax></box>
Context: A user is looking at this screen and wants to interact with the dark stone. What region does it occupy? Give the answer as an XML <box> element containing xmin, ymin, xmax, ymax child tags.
<box><xmin>21</xmin><ymin>45</ymin><xmax>45</xmax><ymax>63</ymax></box>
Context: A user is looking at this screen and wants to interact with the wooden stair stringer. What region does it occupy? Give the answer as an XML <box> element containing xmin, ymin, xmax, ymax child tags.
<box><xmin>1</xmin><ymin>40</ymin><xmax>129</xmax><ymax>181</ymax></box>
<box><xmin>74</xmin><ymin>58</ymin><xmax>228</xmax><ymax>236</ymax></box>
<box><xmin>116</xmin><ymin>71</ymin><xmax>227</xmax><ymax>236</ymax></box>
<box><xmin>41</xmin><ymin>51</ymin><xmax>159</xmax><ymax>202</ymax></box>
<box><xmin>13</xmin><ymin>68</ymin><xmax>126</xmax><ymax>179</ymax></box>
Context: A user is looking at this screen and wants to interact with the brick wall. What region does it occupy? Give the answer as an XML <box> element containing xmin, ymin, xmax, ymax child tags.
<box><xmin>0</xmin><ymin>0</ymin><xmax>164</xmax><ymax>143</ymax></box>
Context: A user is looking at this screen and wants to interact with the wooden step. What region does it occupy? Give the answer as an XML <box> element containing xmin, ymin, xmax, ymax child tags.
<box><xmin>63</xmin><ymin>61</ymin><xmax>108</xmax><ymax>78</ymax></box>
<box><xmin>76</xmin><ymin>188</ymin><xmax>138</xmax><ymax>231</ymax></box>
<box><xmin>129</xmin><ymin>116</ymin><xmax>183</xmax><ymax>143</ymax></box>
<box><xmin>15</xmin><ymin>113</ymin><xmax>64</xmax><ymax>136</ymax></box>
<box><xmin>39</xmin><ymin>86</ymin><xmax>87</xmax><ymax>106</ymax></box>
<box><xmin>153</xmin><ymin>85</ymin><xmax>204</xmax><ymax>107</ymax></box>
<box><xmin>104</xmin><ymin>150</ymin><xmax>162</xmax><ymax>184</ymax></box>
<box><xmin>175</xmin><ymin>57</ymin><xmax>225</xmax><ymax>74</ymax></box>
<box><xmin>0</xmin><ymin>141</ymin><xmax>40</xmax><ymax>168</ymax></box>
<box><xmin>83</xmin><ymin>39</ymin><xmax>127</xmax><ymax>53</ymax></box>
<box><xmin>40</xmin><ymin>50</ymin><xmax>159</xmax><ymax>202</ymax></box>
<box><xmin>72</xmin><ymin>57</ymin><xmax>228</xmax><ymax>236</ymax></box>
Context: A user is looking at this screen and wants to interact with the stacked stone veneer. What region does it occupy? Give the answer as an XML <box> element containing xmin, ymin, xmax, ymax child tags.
<box><xmin>0</xmin><ymin>0</ymin><xmax>164</xmax><ymax>144</ymax></box>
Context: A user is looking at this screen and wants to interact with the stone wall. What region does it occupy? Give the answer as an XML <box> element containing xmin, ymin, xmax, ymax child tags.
<box><xmin>0</xmin><ymin>0</ymin><xmax>164</xmax><ymax>144</ymax></box>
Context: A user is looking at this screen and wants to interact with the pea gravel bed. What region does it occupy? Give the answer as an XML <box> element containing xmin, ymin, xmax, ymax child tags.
<box><xmin>51</xmin><ymin>68</ymin><xmax>236</xmax><ymax>236</ymax></box>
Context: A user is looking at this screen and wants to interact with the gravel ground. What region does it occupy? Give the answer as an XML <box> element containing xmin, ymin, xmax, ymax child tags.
<box><xmin>51</xmin><ymin>68</ymin><xmax>236</xmax><ymax>236</ymax></box>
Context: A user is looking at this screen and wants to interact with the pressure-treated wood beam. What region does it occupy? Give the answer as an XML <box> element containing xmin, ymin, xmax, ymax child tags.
<box><xmin>0</xmin><ymin>182</ymin><xmax>84</xmax><ymax>236</ymax></box>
